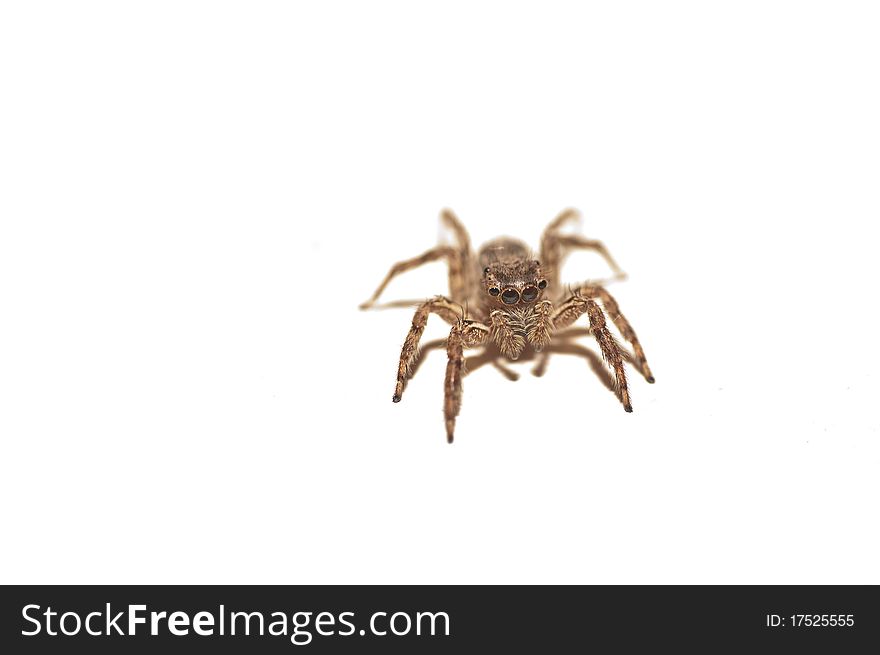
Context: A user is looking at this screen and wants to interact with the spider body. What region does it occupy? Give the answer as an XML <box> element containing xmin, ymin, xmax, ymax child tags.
<box><xmin>360</xmin><ymin>209</ymin><xmax>654</xmax><ymax>443</ymax></box>
<box><xmin>477</xmin><ymin>238</ymin><xmax>551</xmax><ymax>360</ymax></box>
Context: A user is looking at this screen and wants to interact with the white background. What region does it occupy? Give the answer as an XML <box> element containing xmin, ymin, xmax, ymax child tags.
<box><xmin>2</xmin><ymin>2</ymin><xmax>879</xmax><ymax>584</ymax></box>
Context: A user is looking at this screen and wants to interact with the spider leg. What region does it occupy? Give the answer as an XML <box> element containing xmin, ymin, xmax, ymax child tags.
<box><xmin>553</xmin><ymin>235</ymin><xmax>625</xmax><ymax>279</ymax></box>
<box><xmin>443</xmin><ymin>320</ymin><xmax>489</xmax><ymax>443</ymax></box>
<box><xmin>582</xmin><ymin>285</ymin><xmax>654</xmax><ymax>383</ymax></box>
<box><xmin>359</xmin><ymin>246</ymin><xmax>457</xmax><ymax>309</ymax></box>
<box><xmin>360</xmin><ymin>209</ymin><xmax>475</xmax><ymax>309</ymax></box>
<box><xmin>584</xmin><ymin>298</ymin><xmax>631</xmax><ymax>412</ymax></box>
<box><xmin>531</xmin><ymin>350</ymin><xmax>550</xmax><ymax>377</ymax></box>
<box><xmin>440</xmin><ymin>208</ymin><xmax>475</xmax><ymax>302</ymax></box>
<box><xmin>440</xmin><ymin>208</ymin><xmax>472</xmax><ymax>252</ymax></box>
<box><xmin>444</xmin><ymin>327</ymin><xmax>465</xmax><ymax>443</ymax></box>
<box><xmin>539</xmin><ymin>208</ymin><xmax>626</xmax><ymax>291</ymax></box>
<box><xmin>392</xmin><ymin>296</ymin><xmax>462</xmax><ymax>403</ymax></box>
<box><xmin>402</xmin><ymin>337</ymin><xmax>446</xmax><ymax>384</ymax></box>
<box><xmin>491</xmin><ymin>360</ymin><xmax>520</xmax><ymax>381</ymax></box>
<box><xmin>552</xmin><ymin>292</ymin><xmax>632</xmax><ymax>412</ymax></box>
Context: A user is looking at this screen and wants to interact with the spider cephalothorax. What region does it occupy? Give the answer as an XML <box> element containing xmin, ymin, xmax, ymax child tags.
<box><xmin>360</xmin><ymin>209</ymin><xmax>654</xmax><ymax>443</ymax></box>
<box><xmin>481</xmin><ymin>244</ymin><xmax>546</xmax><ymax>305</ymax></box>
<box><xmin>478</xmin><ymin>240</ymin><xmax>554</xmax><ymax>359</ymax></box>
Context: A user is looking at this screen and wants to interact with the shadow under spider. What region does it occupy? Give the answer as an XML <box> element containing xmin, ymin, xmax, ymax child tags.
<box><xmin>402</xmin><ymin>327</ymin><xmax>640</xmax><ymax>404</ymax></box>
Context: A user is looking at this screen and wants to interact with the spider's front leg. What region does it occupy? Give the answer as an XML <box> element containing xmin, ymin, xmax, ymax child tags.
<box><xmin>553</xmin><ymin>290</ymin><xmax>633</xmax><ymax>412</ymax></box>
<box><xmin>562</xmin><ymin>285</ymin><xmax>654</xmax><ymax>384</ymax></box>
<box><xmin>392</xmin><ymin>296</ymin><xmax>462</xmax><ymax>403</ymax></box>
<box><xmin>444</xmin><ymin>319</ymin><xmax>489</xmax><ymax>443</ymax></box>
<box><xmin>589</xmin><ymin>286</ymin><xmax>654</xmax><ymax>383</ymax></box>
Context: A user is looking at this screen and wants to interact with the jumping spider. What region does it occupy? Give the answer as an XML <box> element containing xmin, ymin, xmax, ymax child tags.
<box><xmin>360</xmin><ymin>209</ymin><xmax>654</xmax><ymax>443</ymax></box>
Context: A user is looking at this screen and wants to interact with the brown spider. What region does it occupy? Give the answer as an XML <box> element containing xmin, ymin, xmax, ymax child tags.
<box><xmin>360</xmin><ymin>209</ymin><xmax>655</xmax><ymax>443</ymax></box>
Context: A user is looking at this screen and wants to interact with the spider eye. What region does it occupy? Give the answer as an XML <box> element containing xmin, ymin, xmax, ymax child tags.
<box><xmin>521</xmin><ymin>285</ymin><xmax>539</xmax><ymax>302</ymax></box>
<box><xmin>501</xmin><ymin>288</ymin><xmax>520</xmax><ymax>305</ymax></box>
<box><xmin>483</xmin><ymin>267</ymin><xmax>491</xmax><ymax>275</ymax></box>
<box><xmin>488</xmin><ymin>287</ymin><xmax>500</xmax><ymax>296</ymax></box>
<box><xmin>537</xmin><ymin>279</ymin><xmax>547</xmax><ymax>289</ymax></box>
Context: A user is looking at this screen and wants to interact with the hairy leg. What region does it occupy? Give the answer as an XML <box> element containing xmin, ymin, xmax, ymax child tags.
<box><xmin>584</xmin><ymin>299</ymin><xmax>631</xmax><ymax>411</ymax></box>
<box><xmin>360</xmin><ymin>210</ymin><xmax>474</xmax><ymax>309</ymax></box>
<box><xmin>443</xmin><ymin>327</ymin><xmax>465</xmax><ymax>443</ymax></box>
<box><xmin>359</xmin><ymin>246</ymin><xmax>457</xmax><ymax>309</ymax></box>
<box><xmin>398</xmin><ymin>337</ymin><xmax>446</xmax><ymax>390</ymax></box>
<box><xmin>392</xmin><ymin>296</ymin><xmax>463</xmax><ymax>402</ymax></box>
<box><xmin>581</xmin><ymin>285</ymin><xmax>654</xmax><ymax>383</ymax></box>
<box><xmin>552</xmin><ymin>293</ymin><xmax>632</xmax><ymax>412</ymax></box>
<box><xmin>440</xmin><ymin>208</ymin><xmax>474</xmax><ymax>302</ymax></box>
<box><xmin>443</xmin><ymin>320</ymin><xmax>489</xmax><ymax>443</ymax></box>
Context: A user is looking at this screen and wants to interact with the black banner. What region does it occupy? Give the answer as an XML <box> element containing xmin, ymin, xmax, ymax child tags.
<box><xmin>1</xmin><ymin>585</ymin><xmax>877</xmax><ymax>652</ymax></box>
